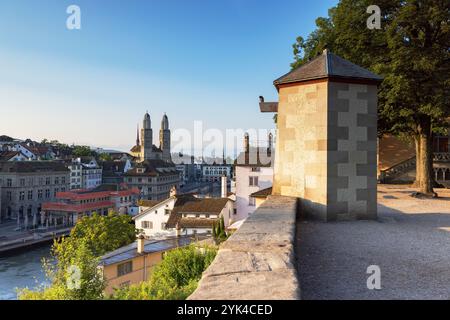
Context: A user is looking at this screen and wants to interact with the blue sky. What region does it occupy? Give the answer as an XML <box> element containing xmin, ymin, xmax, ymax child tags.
<box><xmin>0</xmin><ymin>0</ymin><xmax>337</xmax><ymax>154</ymax></box>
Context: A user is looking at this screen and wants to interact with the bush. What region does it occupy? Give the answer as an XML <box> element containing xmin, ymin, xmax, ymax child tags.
<box><xmin>111</xmin><ymin>244</ymin><xmax>217</xmax><ymax>300</ymax></box>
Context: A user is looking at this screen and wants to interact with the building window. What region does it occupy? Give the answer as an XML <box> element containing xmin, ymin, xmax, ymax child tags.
<box><xmin>54</xmin><ymin>177</ymin><xmax>59</xmax><ymax>185</ymax></box>
<box><xmin>20</xmin><ymin>179</ymin><xmax>25</xmax><ymax>187</ymax></box>
<box><xmin>164</xmin><ymin>209</ymin><xmax>170</xmax><ymax>215</ymax></box>
<box><xmin>161</xmin><ymin>222</ymin><xmax>166</xmax><ymax>230</ymax></box>
<box><xmin>45</xmin><ymin>177</ymin><xmax>51</xmax><ymax>185</ymax></box>
<box><xmin>38</xmin><ymin>190</ymin><xmax>43</xmax><ymax>199</ymax></box>
<box><xmin>61</xmin><ymin>177</ymin><xmax>66</xmax><ymax>184</ymax></box>
<box><xmin>141</xmin><ymin>221</ymin><xmax>153</xmax><ymax>229</ymax></box>
<box><xmin>6</xmin><ymin>191</ymin><xmax>12</xmax><ymax>201</ymax></box>
<box><xmin>433</xmin><ymin>136</ymin><xmax>449</xmax><ymax>153</ymax></box>
<box><xmin>7</xmin><ymin>179</ymin><xmax>12</xmax><ymax>187</ymax></box>
<box><xmin>249</xmin><ymin>197</ymin><xmax>256</xmax><ymax>206</ymax></box>
<box><xmin>27</xmin><ymin>190</ymin><xmax>33</xmax><ymax>200</ymax></box>
<box><xmin>45</xmin><ymin>189</ymin><xmax>50</xmax><ymax>198</ymax></box>
<box><xmin>19</xmin><ymin>191</ymin><xmax>25</xmax><ymax>201</ymax></box>
<box><xmin>251</xmin><ymin>167</ymin><xmax>261</xmax><ymax>172</ymax></box>
<box><xmin>117</xmin><ymin>261</ymin><xmax>133</xmax><ymax>277</ymax></box>
<box><xmin>249</xmin><ymin>176</ymin><xmax>259</xmax><ymax>187</ymax></box>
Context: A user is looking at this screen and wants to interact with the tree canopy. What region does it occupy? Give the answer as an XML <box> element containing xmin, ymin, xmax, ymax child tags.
<box><xmin>110</xmin><ymin>244</ymin><xmax>217</xmax><ymax>300</ymax></box>
<box><xmin>73</xmin><ymin>145</ymin><xmax>96</xmax><ymax>157</ymax></box>
<box><xmin>291</xmin><ymin>0</ymin><xmax>449</xmax><ymax>194</ymax></box>
<box><xmin>19</xmin><ymin>213</ymin><xmax>137</xmax><ymax>300</ymax></box>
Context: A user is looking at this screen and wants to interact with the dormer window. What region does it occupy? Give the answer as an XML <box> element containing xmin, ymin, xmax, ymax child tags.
<box><xmin>137</xmin><ymin>168</ymin><xmax>145</xmax><ymax>174</ymax></box>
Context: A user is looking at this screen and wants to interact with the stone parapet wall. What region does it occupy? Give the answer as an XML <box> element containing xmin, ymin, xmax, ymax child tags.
<box><xmin>188</xmin><ymin>195</ymin><xmax>300</xmax><ymax>300</ymax></box>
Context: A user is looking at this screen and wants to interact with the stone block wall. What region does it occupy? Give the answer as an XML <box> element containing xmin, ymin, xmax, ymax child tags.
<box><xmin>273</xmin><ymin>81</ymin><xmax>329</xmax><ymax>220</ymax></box>
<box><xmin>188</xmin><ymin>195</ymin><xmax>300</xmax><ymax>300</ymax></box>
<box><xmin>327</xmin><ymin>82</ymin><xmax>378</xmax><ymax>220</ymax></box>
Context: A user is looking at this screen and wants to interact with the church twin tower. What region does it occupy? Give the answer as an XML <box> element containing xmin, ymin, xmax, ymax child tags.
<box><xmin>131</xmin><ymin>112</ymin><xmax>171</xmax><ymax>162</ymax></box>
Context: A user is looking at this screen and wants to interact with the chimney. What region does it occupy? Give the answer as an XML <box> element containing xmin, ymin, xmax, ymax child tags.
<box><xmin>244</xmin><ymin>133</ymin><xmax>250</xmax><ymax>154</ymax></box>
<box><xmin>137</xmin><ymin>234</ymin><xmax>145</xmax><ymax>254</ymax></box>
<box><xmin>170</xmin><ymin>185</ymin><xmax>177</xmax><ymax>197</ymax></box>
<box><xmin>175</xmin><ymin>222</ymin><xmax>181</xmax><ymax>237</ymax></box>
<box><xmin>268</xmin><ymin>132</ymin><xmax>273</xmax><ymax>154</ymax></box>
<box><xmin>221</xmin><ymin>175</ymin><xmax>227</xmax><ymax>198</ymax></box>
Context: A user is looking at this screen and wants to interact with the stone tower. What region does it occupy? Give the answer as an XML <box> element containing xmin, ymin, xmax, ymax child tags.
<box><xmin>270</xmin><ymin>49</ymin><xmax>382</xmax><ymax>221</ymax></box>
<box><xmin>141</xmin><ymin>112</ymin><xmax>153</xmax><ymax>161</ymax></box>
<box><xmin>159</xmin><ymin>113</ymin><xmax>171</xmax><ymax>161</ymax></box>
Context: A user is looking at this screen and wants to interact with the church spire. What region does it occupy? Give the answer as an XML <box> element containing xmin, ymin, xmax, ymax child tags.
<box><xmin>136</xmin><ymin>124</ymin><xmax>140</xmax><ymax>146</ymax></box>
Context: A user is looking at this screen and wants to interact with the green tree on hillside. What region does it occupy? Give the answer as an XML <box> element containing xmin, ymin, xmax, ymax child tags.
<box><xmin>98</xmin><ymin>153</ymin><xmax>113</xmax><ymax>161</ymax></box>
<box><xmin>73</xmin><ymin>145</ymin><xmax>95</xmax><ymax>157</ymax></box>
<box><xmin>18</xmin><ymin>213</ymin><xmax>137</xmax><ymax>300</ymax></box>
<box><xmin>291</xmin><ymin>0</ymin><xmax>450</xmax><ymax>196</ymax></box>
<box><xmin>69</xmin><ymin>212</ymin><xmax>137</xmax><ymax>256</ymax></box>
<box><xmin>111</xmin><ymin>245</ymin><xmax>217</xmax><ymax>300</ymax></box>
<box><xmin>19</xmin><ymin>240</ymin><xmax>105</xmax><ymax>300</ymax></box>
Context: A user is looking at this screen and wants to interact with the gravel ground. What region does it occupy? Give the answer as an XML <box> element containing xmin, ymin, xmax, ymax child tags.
<box><xmin>296</xmin><ymin>185</ymin><xmax>450</xmax><ymax>300</ymax></box>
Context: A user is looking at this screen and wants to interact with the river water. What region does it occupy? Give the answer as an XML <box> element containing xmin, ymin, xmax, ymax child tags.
<box><xmin>0</xmin><ymin>245</ymin><xmax>51</xmax><ymax>300</ymax></box>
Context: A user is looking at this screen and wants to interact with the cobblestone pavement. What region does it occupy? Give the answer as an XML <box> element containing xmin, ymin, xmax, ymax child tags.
<box><xmin>296</xmin><ymin>185</ymin><xmax>450</xmax><ymax>300</ymax></box>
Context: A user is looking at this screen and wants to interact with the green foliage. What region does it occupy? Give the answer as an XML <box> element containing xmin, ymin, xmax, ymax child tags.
<box><xmin>73</xmin><ymin>145</ymin><xmax>95</xmax><ymax>157</ymax></box>
<box><xmin>212</xmin><ymin>216</ymin><xmax>228</xmax><ymax>244</ymax></box>
<box><xmin>68</xmin><ymin>212</ymin><xmax>137</xmax><ymax>256</ymax></box>
<box><xmin>110</xmin><ymin>245</ymin><xmax>217</xmax><ymax>300</ymax></box>
<box><xmin>18</xmin><ymin>213</ymin><xmax>136</xmax><ymax>300</ymax></box>
<box><xmin>98</xmin><ymin>153</ymin><xmax>113</xmax><ymax>161</ymax></box>
<box><xmin>18</xmin><ymin>240</ymin><xmax>105</xmax><ymax>300</ymax></box>
<box><xmin>291</xmin><ymin>0</ymin><xmax>450</xmax><ymax>137</ymax></box>
<box><xmin>291</xmin><ymin>0</ymin><xmax>449</xmax><ymax>192</ymax></box>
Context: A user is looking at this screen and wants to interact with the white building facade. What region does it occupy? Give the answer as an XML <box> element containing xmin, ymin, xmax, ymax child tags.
<box><xmin>202</xmin><ymin>164</ymin><xmax>232</xmax><ymax>182</ymax></box>
<box><xmin>235</xmin><ymin>165</ymin><xmax>273</xmax><ymax>221</ymax></box>
<box><xmin>134</xmin><ymin>193</ymin><xmax>233</xmax><ymax>238</ymax></box>
<box><xmin>68</xmin><ymin>158</ymin><xmax>102</xmax><ymax>190</ymax></box>
<box><xmin>234</xmin><ymin>132</ymin><xmax>274</xmax><ymax>221</ymax></box>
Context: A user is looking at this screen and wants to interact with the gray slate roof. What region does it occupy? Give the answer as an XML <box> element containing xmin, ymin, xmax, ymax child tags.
<box><xmin>274</xmin><ymin>49</ymin><xmax>383</xmax><ymax>86</ymax></box>
<box><xmin>99</xmin><ymin>235</ymin><xmax>209</xmax><ymax>266</ymax></box>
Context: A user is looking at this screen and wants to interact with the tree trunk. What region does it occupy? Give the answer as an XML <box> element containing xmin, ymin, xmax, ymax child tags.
<box><xmin>417</xmin><ymin>117</ymin><xmax>435</xmax><ymax>196</ymax></box>
<box><xmin>412</xmin><ymin>136</ymin><xmax>422</xmax><ymax>187</ymax></box>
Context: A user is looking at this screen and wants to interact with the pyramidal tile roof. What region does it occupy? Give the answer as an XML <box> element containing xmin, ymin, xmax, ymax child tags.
<box><xmin>274</xmin><ymin>49</ymin><xmax>383</xmax><ymax>86</ymax></box>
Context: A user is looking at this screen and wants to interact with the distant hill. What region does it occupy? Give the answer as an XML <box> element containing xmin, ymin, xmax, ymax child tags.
<box><xmin>0</xmin><ymin>135</ymin><xmax>15</xmax><ymax>142</ymax></box>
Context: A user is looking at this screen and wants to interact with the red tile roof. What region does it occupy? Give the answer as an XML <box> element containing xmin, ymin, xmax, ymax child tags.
<box><xmin>55</xmin><ymin>187</ymin><xmax>139</xmax><ymax>201</ymax></box>
<box><xmin>42</xmin><ymin>200</ymin><xmax>114</xmax><ymax>212</ymax></box>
